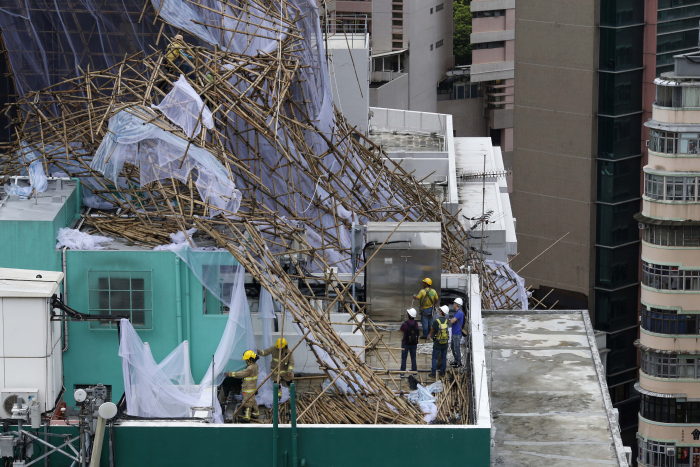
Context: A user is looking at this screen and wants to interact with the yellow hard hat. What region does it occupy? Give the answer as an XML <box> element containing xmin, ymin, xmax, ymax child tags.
<box><xmin>276</xmin><ymin>338</ymin><xmax>287</xmax><ymax>349</ymax></box>
<box><xmin>243</xmin><ymin>350</ymin><xmax>257</xmax><ymax>361</ymax></box>
<box><xmin>423</xmin><ymin>278</ymin><xmax>432</xmax><ymax>286</ymax></box>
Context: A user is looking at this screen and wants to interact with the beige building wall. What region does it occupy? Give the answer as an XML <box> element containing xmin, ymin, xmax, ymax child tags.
<box><xmin>511</xmin><ymin>0</ymin><xmax>598</xmax><ymax>310</ymax></box>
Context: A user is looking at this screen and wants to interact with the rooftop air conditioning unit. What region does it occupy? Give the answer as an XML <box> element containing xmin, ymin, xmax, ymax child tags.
<box><xmin>0</xmin><ymin>389</ymin><xmax>38</xmax><ymax>418</ymax></box>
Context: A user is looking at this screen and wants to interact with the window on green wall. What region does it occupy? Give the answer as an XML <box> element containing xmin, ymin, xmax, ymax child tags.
<box><xmin>88</xmin><ymin>271</ymin><xmax>153</xmax><ymax>330</ymax></box>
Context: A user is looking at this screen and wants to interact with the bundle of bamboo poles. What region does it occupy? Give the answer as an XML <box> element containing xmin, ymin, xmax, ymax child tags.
<box><xmin>432</xmin><ymin>370</ymin><xmax>470</xmax><ymax>425</ymax></box>
<box><xmin>0</xmin><ymin>0</ymin><xmax>520</xmax><ymax>425</ymax></box>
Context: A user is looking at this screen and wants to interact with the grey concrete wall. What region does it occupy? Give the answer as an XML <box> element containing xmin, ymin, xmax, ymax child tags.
<box><xmin>371</xmin><ymin>74</ymin><xmax>409</xmax><ymax>110</ymax></box>
<box><xmin>371</xmin><ymin>0</ymin><xmax>393</xmax><ymax>53</ymax></box>
<box><xmin>330</xmin><ymin>46</ymin><xmax>370</xmax><ymax>134</ymax></box>
<box><xmin>436</xmin><ymin>98</ymin><xmax>487</xmax><ymax>137</ymax></box>
<box><xmin>404</xmin><ymin>0</ymin><xmax>454</xmax><ymax>113</ymax></box>
<box><xmin>371</xmin><ymin>0</ymin><xmax>454</xmax><ymax>113</ymax></box>
<box><xmin>511</xmin><ymin>0</ymin><xmax>598</xmax><ymax>307</ymax></box>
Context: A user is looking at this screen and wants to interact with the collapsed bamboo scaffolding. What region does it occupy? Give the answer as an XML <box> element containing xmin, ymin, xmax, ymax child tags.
<box><xmin>0</xmin><ymin>0</ymin><xmax>523</xmax><ymax>424</ymax></box>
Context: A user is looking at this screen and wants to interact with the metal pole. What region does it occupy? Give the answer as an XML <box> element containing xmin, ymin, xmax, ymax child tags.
<box><xmin>291</xmin><ymin>383</ymin><xmax>298</xmax><ymax>467</ymax></box>
<box><xmin>272</xmin><ymin>383</ymin><xmax>279</xmax><ymax>467</ymax></box>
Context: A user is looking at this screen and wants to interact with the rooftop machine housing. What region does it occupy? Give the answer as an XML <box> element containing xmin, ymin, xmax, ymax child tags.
<box><xmin>364</xmin><ymin>221</ymin><xmax>442</xmax><ymax>321</ymax></box>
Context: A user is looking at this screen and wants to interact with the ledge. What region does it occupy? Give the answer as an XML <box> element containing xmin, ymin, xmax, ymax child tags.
<box><xmin>635</xmin><ymin>212</ymin><xmax>700</xmax><ymax>226</ymax></box>
<box><xmin>634</xmin><ymin>382</ymin><xmax>685</xmax><ymax>398</ymax></box>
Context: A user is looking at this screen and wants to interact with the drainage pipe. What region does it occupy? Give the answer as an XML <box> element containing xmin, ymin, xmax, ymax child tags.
<box><xmin>62</xmin><ymin>246</ymin><xmax>68</xmax><ymax>353</ymax></box>
<box><xmin>174</xmin><ymin>257</ymin><xmax>183</xmax><ymax>344</ymax></box>
<box><xmin>272</xmin><ymin>383</ymin><xmax>279</xmax><ymax>467</ymax></box>
<box><xmin>291</xmin><ymin>382</ymin><xmax>298</xmax><ymax>467</ymax></box>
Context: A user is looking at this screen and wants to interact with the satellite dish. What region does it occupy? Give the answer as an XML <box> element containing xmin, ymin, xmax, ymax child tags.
<box><xmin>74</xmin><ymin>389</ymin><xmax>87</xmax><ymax>403</ymax></box>
<box><xmin>98</xmin><ymin>402</ymin><xmax>118</xmax><ymax>419</ymax></box>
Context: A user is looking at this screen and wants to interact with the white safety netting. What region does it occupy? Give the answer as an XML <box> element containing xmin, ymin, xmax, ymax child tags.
<box><xmin>484</xmin><ymin>259</ymin><xmax>529</xmax><ymax>310</ymax></box>
<box><xmin>90</xmin><ymin>108</ymin><xmax>241</xmax><ymax>217</ymax></box>
<box><xmin>152</xmin><ymin>75</ymin><xmax>214</xmax><ymax>138</ymax></box>
<box><xmin>5</xmin><ymin>142</ymin><xmax>48</xmax><ymax>198</ymax></box>
<box><xmin>120</xmin><ymin>251</ymin><xmax>256</xmax><ymax>421</ymax></box>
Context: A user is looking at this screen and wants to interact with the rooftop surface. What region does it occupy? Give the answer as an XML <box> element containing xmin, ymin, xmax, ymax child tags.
<box><xmin>0</xmin><ymin>178</ymin><xmax>76</xmax><ymax>221</ymax></box>
<box><xmin>485</xmin><ymin>311</ymin><xmax>626</xmax><ymax>467</ymax></box>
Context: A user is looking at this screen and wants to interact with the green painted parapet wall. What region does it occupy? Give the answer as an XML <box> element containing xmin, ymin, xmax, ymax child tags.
<box><xmin>6</xmin><ymin>423</ymin><xmax>490</xmax><ymax>467</ymax></box>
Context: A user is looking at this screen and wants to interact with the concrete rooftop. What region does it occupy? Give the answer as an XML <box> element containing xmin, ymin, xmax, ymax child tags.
<box><xmin>485</xmin><ymin>311</ymin><xmax>627</xmax><ymax>467</ymax></box>
<box><xmin>0</xmin><ymin>177</ymin><xmax>77</xmax><ymax>221</ymax></box>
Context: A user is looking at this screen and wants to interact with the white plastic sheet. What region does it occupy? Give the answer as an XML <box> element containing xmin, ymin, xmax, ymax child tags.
<box><xmin>152</xmin><ymin>75</ymin><xmax>214</xmax><ymax>137</ymax></box>
<box><xmin>153</xmin><ymin>228</ymin><xmax>197</xmax><ymax>251</ymax></box>
<box><xmin>91</xmin><ymin>108</ymin><xmax>241</xmax><ymax>217</ymax></box>
<box><xmin>120</xmin><ymin>257</ymin><xmax>256</xmax><ymax>421</ymax></box>
<box><xmin>6</xmin><ymin>143</ymin><xmax>48</xmax><ymax>198</ymax></box>
<box><xmin>120</xmin><ymin>320</ymin><xmax>223</xmax><ymax>421</ymax></box>
<box><xmin>55</xmin><ymin>227</ymin><xmax>113</xmax><ymax>250</ymax></box>
<box><xmin>484</xmin><ymin>259</ymin><xmax>528</xmax><ymax>310</ymax></box>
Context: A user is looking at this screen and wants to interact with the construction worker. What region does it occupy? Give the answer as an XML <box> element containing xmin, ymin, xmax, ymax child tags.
<box><xmin>428</xmin><ymin>305</ymin><xmax>450</xmax><ymax>377</ymax></box>
<box><xmin>165</xmin><ymin>34</ymin><xmax>194</xmax><ymax>77</ymax></box>
<box><xmin>399</xmin><ymin>308</ymin><xmax>420</xmax><ymax>377</ymax></box>
<box><xmin>227</xmin><ymin>350</ymin><xmax>259</xmax><ymax>422</ymax></box>
<box><xmin>258</xmin><ymin>338</ymin><xmax>294</xmax><ymax>399</ymax></box>
<box><xmin>449</xmin><ymin>298</ymin><xmax>465</xmax><ymax>367</ymax></box>
<box><xmin>413</xmin><ymin>278</ymin><xmax>439</xmax><ymax>339</ymax></box>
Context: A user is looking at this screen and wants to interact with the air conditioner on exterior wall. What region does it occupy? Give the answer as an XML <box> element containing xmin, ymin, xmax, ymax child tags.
<box><xmin>639</xmin><ymin>222</ymin><xmax>648</xmax><ymax>230</ymax></box>
<box><xmin>0</xmin><ymin>389</ymin><xmax>38</xmax><ymax>418</ymax></box>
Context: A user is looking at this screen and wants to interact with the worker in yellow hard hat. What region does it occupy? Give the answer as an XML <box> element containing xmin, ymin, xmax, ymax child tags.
<box><xmin>258</xmin><ymin>338</ymin><xmax>295</xmax><ymax>399</ymax></box>
<box><xmin>227</xmin><ymin>350</ymin><xmax>259</xmax><ymax>422</ymax></box>
<box><xmin>413</xmin><ymin>277</ymin><xmax>439</xmax><ymax>339</ymax></box>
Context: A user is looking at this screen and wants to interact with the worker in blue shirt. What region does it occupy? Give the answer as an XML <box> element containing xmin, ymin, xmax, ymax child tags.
<box><xmin>449</xmin><ymin>298</ymin><xmax>465</xmax><ymax>367</ymax></box>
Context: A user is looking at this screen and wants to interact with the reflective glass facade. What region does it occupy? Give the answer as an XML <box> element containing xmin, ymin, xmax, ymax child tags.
<box><xmin>597</xmin><ymin>0</ymin><xmax>643</xmax><ymax>446</ymax></box>
<box><xmin>657</xmin><ymin>1</ymin><xmax>700</xmax><ymax>75</ymax></box>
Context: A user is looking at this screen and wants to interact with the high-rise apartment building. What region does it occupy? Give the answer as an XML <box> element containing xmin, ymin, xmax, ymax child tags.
<box><xmin>636</xmin><ymin>51</ymin><xmax>700</xmax><ymax>467</ymax></box>
<box><xmin>469</xmin><ymin>0</ymin><xmax>514</xmax><ymax>160</ymax></box>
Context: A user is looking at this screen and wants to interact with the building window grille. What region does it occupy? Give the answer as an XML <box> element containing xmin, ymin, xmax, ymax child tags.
<box><xmin>436</xmin><ymin>39</ymin><xmax>444</xmax><ymax>48</ymax></box>
<box><xmin>643</xmin><ymin>225</ymin><xmax>700</xmax><ymax>247</ymax></box>
<box><xmin>474</xmin><ymin>9</ymin><xmax>505</xmax><ymax>17</ymax></box>
<box><xmin>641</xmin><ymin>351</ymin><xmax>699</xmax><ymax>377</ymax></box>
<box><xmin>88</xmin><ymin>270</ymin><xmax>152</xmax><ymax>329</ymax></box>
<box><xmin>642</xmin><ymin>261</ymin><xmax>700</xmax><ymax>291</ymax></box>
<box><xmin>637</xmin><ymin>435</ymin><xmax>676</xmax><ymax>466</ymax></box>
<box><xmin>472</xmin><ymin>41</ymin><xmax>505</xmax><ymax>50</ymax></box>
<box><xmin>641</xmin><ymin>307</ymin><xmax>699</xmax><ymax>335</ymax></box>
<box><xmin>436</xmin><ymin>3</ymin><xmax>444</xmax><ymax>12</ymax></box>
<box><xmin>666</xmin><ymin>176</ymin><xmax>696</xmax><ymax>201</ymax></box>
<box><xmin>644</xmin><ymin>173</ymin><xmax>665</xmax><ymax>199</ymax></box>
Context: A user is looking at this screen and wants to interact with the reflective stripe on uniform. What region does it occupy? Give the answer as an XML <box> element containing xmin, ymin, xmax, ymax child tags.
<box><xmin>244</xmin><ymin>376</ymin><xmax>256</xmax><ymax>381</ymax></box>
<box><xmin>287</xmin><ymin>366</ymin><xmax>294</xmax><ymax>371</ymax></box>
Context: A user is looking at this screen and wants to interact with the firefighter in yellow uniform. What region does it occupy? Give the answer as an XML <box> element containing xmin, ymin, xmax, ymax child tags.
<box><xmin>227</xmin><ymin>350</ymin><xmax>259</xmax><ymax>422</ymax></box>
<box><xmin>258</xmin><ymin>338</ymin><xmax>294</xmax><ymax>399</ymax></box>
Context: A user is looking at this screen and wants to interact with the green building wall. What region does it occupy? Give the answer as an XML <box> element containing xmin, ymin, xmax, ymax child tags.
<box><xmin>62</xmin><ymin>250</ymin><xmax>238</xmax><ymax>405</ymax></box>
<box><xmin>4</xmin><ymin>424</ymin><xmax>491</xmax><ymax>467</ymax></box>
<box><xmin>0</xmin><ymin>183</ymin><xmax>239</xmax><ymax>406</ymax></box>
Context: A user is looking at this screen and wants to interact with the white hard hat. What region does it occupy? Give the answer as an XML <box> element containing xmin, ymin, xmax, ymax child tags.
<box><xmin>453</xmin><ymin>297</ymin><xmax>463</xmax><ymax>306</ymax></box>
<box><xmin>440</xmin><ymin>305</ymin><xmax>449</xmax><ymax>315</ymax></box>
<box><xmin>407</xmin><ymin>308</ymin><xmax>417</xmax><ymax>318</ymax></box>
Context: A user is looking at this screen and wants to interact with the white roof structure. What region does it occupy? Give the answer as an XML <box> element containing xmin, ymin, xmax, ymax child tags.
<box><xmin>454</xmin><ymin>137</ymin><xmax>517</xmax><ymax>262</ymax></box>
<box><xmin>0</xmin><ymin>267</ymin><xmax>63</xmax><ymax>297</ymax></box>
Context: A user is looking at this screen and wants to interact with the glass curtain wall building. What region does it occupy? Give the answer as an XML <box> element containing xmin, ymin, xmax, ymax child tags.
<box><xmin>597</xmin><ymin>0</ymin><xmax>646</xmax><ymax>445</ymax></box>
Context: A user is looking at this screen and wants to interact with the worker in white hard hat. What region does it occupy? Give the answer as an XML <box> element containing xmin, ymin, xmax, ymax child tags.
<box><xmin>449</xmin><ymin>298</ymin><xmax>465</xmax><ymax>367</ymax></box>
<box><xmin>399</xmin><ymin>308</ymin><xmax>420</xmax><ymax>377</ymax></box>
<box><xmin>258</xmin><ymin>338</ymin><xmax>294</xmax><ymax>399</ymax></box>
